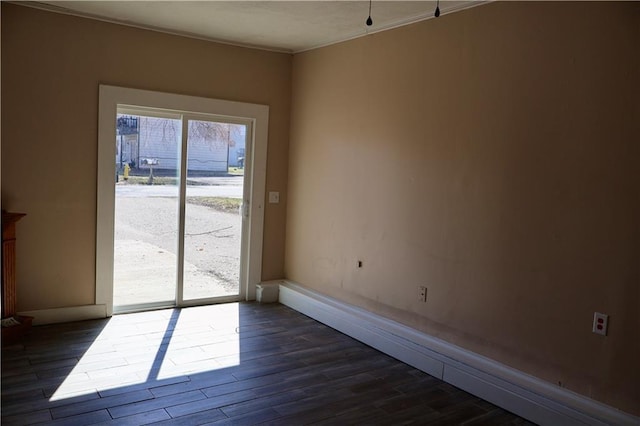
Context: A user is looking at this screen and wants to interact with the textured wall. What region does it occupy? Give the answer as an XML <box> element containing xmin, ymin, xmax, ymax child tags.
<box><xmin>1</xmin><ymin>3</ymin><xmax>291</xmax><ymax>310</ymax></box>
<box><xmin>286</xmin><ymin>2</ymin><xmax>639</xmax><ymax>414</ymax></box>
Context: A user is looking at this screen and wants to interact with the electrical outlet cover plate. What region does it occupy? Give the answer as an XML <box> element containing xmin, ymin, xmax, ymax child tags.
<box><xmin>592</xmin><ymin>312</ymin><xmax>608</xmax><ymax>336</ymax></box>
<box><xmin>419</xmin><ymin>286</ymin><xmax>427</xmax><ymax>303</ymax></box>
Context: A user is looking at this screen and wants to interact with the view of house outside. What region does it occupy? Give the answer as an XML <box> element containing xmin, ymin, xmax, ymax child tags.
<box><xmin>113</xmin><ymin>114</ymin><xmax>246</xmax><ymax>309</ymax></box>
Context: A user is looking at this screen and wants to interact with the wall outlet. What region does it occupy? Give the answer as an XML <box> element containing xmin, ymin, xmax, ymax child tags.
<box><xmin>418</xmin><ymin>286</ymin><xmax>427</xmax><ymax>303</ymax></box>
<box><xmin>592</xmin><ymin>312</ymin><xmax>608</xmax><ymax>336</ymax></box>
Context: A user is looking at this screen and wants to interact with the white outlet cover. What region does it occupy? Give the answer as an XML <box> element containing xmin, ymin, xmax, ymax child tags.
<box><xmin>268</xmin><ymin>191</ymin><xmax>280</xmax><ymax>204</ymax></box>
<box><xmin>592</xmin><ymin>312</ymin><xmax>608</xmax><ymax>336</ymax></box>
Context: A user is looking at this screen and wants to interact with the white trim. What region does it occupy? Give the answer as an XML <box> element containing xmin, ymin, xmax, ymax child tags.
<box><xmin>295</xmin><ymin>1</ymin><xmax>489</xmax><ymax>54</ymax></box>
<box><xmin>175</xmin><ymin>114</ymin><xmax>189</xmax><ymax>306</ymax></box>
<box><xmin>97</xmin><ymin>85</ymin><xmax>268</xmax><ymax>315</ymax></box>
<box><xmin>245</xmin><ymin>116</ymin><xmax>267</xmax><ymax>302</ymax></box>
<box><xmin>14</xmin><ymin>1</ymin><xmax>487</xmax><ymax>55</ymax></box>
<box><xmin>12</xmin><ymin>1</ymin><xmax>291</xmax><ymax>54</ymax></box>
<box><xmin>18</xmin><ymin>305</ymin><xmax>107</xmax><ymax>326</ymax></box>
<box><xmin>278</xmin><ymin>280</ymin><xmax>639</xmax><ymax>426</ymax></box>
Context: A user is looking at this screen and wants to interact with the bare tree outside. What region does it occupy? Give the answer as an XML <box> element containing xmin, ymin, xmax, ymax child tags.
<box><xmin>114</xmin><ymin>113</ymin><xmax>246</xmax><ymax>310</ymax></box>
<box><xmin>130</xmin><ymin>116</ymin><xmax>240</xmax><ymax>151</ymax></box>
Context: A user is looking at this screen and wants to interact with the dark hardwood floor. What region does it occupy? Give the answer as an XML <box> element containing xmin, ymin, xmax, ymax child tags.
<box><xmin>2</xmin><ymin>302</ymin><xmax>534</xmax><ymax>425</ymax></box>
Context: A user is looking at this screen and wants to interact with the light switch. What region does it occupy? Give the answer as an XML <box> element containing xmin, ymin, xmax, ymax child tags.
<box><xmin>268</xmin><ymin>191</ymin><xmax>280</xmax><ymax>204</ymax></box>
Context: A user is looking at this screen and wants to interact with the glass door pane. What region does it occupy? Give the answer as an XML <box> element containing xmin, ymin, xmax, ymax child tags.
<box><xmin>113</xmin><ymin>112</ymin><xmax>182</xmax><ymax>311</ymax></box>
<box><xmin>183</xmin><ymin>119</ymin><xmax>246</xmax><ymax>301</ymax></box>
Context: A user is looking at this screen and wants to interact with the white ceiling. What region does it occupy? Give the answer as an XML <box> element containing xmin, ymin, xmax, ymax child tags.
<box><xmin>30</xmin><ymin>1</ymin><xmax>484</xmax><ymax>53</ymax></box>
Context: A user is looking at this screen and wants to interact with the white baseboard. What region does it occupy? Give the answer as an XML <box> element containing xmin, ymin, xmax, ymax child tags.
<box><xmin>278</xmin><ymin>280</ymin><xmax>638</xmax><ymax>426</ymax></box>
<box><xmin>18</xmin><ymin>304</ymin><xmax>108</xmax><ymax>325</ymax></box>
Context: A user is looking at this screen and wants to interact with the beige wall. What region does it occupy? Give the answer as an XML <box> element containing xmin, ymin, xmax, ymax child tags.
<box><xmin>1</xmin><ymin>4</ymin><xmax>291</xmax><ymax>310</ymax></box>
<box><xmin>2</xmin><ymin>0</ymin><xmax>638</xmax><ymax>417</ymax></box>
<box><xmin>287</xmin><ymin>1</ymin><xmax>639</xmax><ymax>415</ymax></box>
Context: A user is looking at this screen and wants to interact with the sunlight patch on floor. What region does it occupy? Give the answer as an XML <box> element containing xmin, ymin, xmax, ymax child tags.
<box><xmin>50</xmin><ymin>304</ymin><xmax>240</xmax><ymax>401</ymax></box>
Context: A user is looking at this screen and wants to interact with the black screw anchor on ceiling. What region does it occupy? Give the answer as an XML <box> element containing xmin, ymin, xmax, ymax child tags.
<box><xmin>435</xmin><ymin>0</ymin><xmax>441</xmax><ymax>18</ymax></box>
<box><xmin>366</xmin><ymin>0</ymin><xmax>373</xmax><ymax>26</ymax></box>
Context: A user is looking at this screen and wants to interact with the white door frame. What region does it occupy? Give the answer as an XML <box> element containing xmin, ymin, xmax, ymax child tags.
<box><xmin>96</xmin><ymin>85</ymin><xmax>269</xmax><ymax>316</ymax></box>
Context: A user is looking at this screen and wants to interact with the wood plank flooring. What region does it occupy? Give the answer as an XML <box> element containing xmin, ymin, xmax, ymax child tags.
<box><xmin>2</xmin><ymin>303</ymin><xmax>534</xmax><ymax>425</ymax></box>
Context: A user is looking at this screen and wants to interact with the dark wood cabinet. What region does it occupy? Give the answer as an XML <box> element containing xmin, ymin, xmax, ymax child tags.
<box><xmin>2</xmin><ymin>212</ymin><xmax>25</xmax><ymax>318</ymax></box>
<box><xmin>2</xmin><ymin>212</ymin><xmax>30</xmax><ymax>343</ymax></box>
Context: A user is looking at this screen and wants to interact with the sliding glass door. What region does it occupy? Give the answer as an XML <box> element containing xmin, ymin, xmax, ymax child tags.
<box><xmin>112</xmin><ymin>108</ymin><xmax>249</xmax><ymax>313</ymax></box>
<box><xmin>113</xmin><ymin>112</ymin><xmax>181</xmax><ymax>309</ymax></box>
<box><xmin>183</xmin><ymin>119</ymin><xmax>247</xmax><ymax>302</ymax></box>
